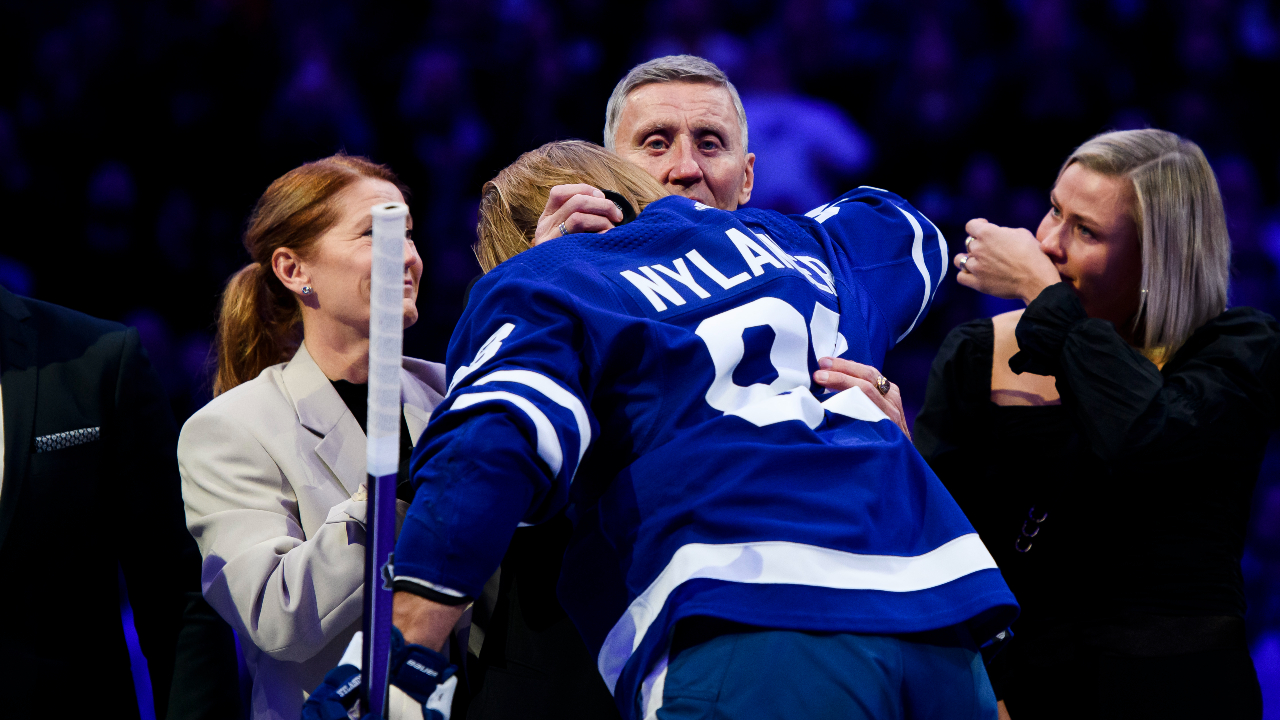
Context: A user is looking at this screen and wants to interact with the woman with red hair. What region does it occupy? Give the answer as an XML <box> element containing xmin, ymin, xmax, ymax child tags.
<box><xmin>178</xmin><ymin>155</ymin><xmax>448</xmax><ymax>719</ymax></box>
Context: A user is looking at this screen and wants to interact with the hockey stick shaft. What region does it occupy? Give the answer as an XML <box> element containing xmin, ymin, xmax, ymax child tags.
<box><xmin>362</xmin><ymin>202</ymin><xmax>409</xmax><ymax>718</ymax></box>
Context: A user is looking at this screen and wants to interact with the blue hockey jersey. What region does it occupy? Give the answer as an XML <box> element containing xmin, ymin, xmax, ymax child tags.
<box><xmin>395</xmin><ymin>188</ymin><xmax>1018</xmax><ymax>718</ymax></box>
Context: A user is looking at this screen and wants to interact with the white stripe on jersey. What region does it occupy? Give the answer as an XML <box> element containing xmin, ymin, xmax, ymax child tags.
<box><xmin>892</xmin><ymin>204</ymin><xmax>929</xmax><ymax>343</ymax></box>
<box><xmin>639</xmin><ymin>646</ymin><xmax>671</xmax><ymax>720</ymax></box>
<box><xmin>475</xmin><ymin>369</ymin><xmax>592</xmax><ymax>478</ymax></box>
<box><xmin>597</xmin><ymin>534</ymin><xmax>997</xmax><ymax>692</ymax></box>
<box><xmin>450</xmin><ymin>390</ymin><xmax>563</xmax><ymax>477</ymax></box>
<box><xmin>924</xmin><ymin>214</ymin><xmax>948</xmax><ymax>292</ymax></box>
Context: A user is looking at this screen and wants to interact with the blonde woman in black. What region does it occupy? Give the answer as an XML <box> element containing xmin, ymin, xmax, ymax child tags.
<box><xmin>849</xmin><ymin>129</ymin><xmax>1275</xmax><ymax>719</ymax></box>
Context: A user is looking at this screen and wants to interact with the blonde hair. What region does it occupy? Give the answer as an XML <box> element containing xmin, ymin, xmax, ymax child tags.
<box><xmin>1061</xmin><ymin>129</ymin><xmax>1230</xmax><ymax>358</ymax></box>
<box><xmin>474</xmin><ymin>140</ymin><xmax>668</xmax><ymax>272</ymax></box>
<box><xmin>214</xmin><ymin>155</ymin><xmax>406</xmax><ymax>395</ymax></box>
<box><xmin>603</xmin><ymin>55</ymin><xmax>748</xmax><ymax>154</ymax></box>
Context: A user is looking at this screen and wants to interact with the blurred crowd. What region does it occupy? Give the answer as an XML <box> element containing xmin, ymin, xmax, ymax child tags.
<box><xmin>1</xmin><ymin>0</ymin><xmax>1279</xmax><ymax>712</ymax></box>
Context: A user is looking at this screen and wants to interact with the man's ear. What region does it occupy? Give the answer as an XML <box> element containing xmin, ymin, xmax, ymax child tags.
<box><xmin>272</xmin><ymin>247</ymin><xmax>310</xmax><ymax>296</ymax></box>
<box><xmin>737</xmin><ymin>152</ymin><xmax>756</xmax><ymax>208</ymax></box>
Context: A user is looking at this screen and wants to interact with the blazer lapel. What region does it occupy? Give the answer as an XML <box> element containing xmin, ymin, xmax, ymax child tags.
<box><xmin>0</xmin><ymin>287</ymin><xmax>38</xmax><ymax>553</ymax></box>
<box><xmin>282</xmin><ymin>343</ymin><xmax>366</xmax><ymax>496</ymax></box>
<box><xmin>402</xmin><ymin>403</ymin><xmax>430</xmax><ymax>445</ymax></box>
<box><xmin>401</xmin><ymin>358</ymin><xmax>447</xmax><ymax>445</ymax></box>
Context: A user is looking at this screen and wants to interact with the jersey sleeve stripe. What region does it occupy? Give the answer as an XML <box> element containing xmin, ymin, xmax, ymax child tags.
<box><xmin>389</xmin><ymin>575</ymin><xmax>467</xmax><ymax>598</ymax></box>
<box><xmin>891</xmin><ymin>203</ymin><xmax>930</xmax><ymax>343</ymax></box>
<box><xmin>924</xmin><ymin>214</ymin><xmax>948</xmax><ymax>291</ymax></box>
<box><xmin>449</xmin><ymin>390</ymin><xmax>564</xmax><ymax>477</ymax></box>
<box><xmin>474</xmin><ymin>369</ymin><xmax>592</xmax><ymax>477</ymax></box>
<box><xmin>596</xmin><ymin>534</ymin><xmax>997</xmax><ymax>692</ymax></box>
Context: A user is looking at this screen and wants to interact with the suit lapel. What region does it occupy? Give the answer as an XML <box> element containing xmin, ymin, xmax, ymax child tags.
<box><xmin>282</xmin><ymin>343</ymin><xmax>366</xmax><ymax>496</ymax></box>
<box><xmin>401</xmin><ymin>358</ymin><xmax>447</xmax><ymax>444</ymax></box>
<box><xmin>402</xmin><ymin>402</ymin><xmax>430</xmax><ymax>445</ymax></box>
<box><xmin>0</xmin><ymin>287</ymin><xmax>38</xmax><ymax>553</ymax></box>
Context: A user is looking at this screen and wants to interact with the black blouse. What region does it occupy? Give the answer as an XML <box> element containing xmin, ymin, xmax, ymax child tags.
<box><xmin>915</xmin><ymin>283</ymin><xmax>1280</xmax><ymax>661</ymax></box>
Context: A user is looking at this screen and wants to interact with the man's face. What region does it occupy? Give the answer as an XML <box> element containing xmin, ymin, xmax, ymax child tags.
<box><xmin>613</xmin><ymin>81</ymin><xmax>755</xmax><ymax>210</ymax></box>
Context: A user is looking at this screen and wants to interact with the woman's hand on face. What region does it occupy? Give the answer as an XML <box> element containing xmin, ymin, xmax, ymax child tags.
<box><xmin>532</xmin><ymin>184</ymin><xmax>625</xmax><ymax>246</ymax></box>
<box><xmin>955</xmin><ymin>218</ymin><xmax>1062</xmax><ymax>304</ymax></box>
<box><xmin>813</xmin><ymin>357</ymin><xmax>911</xmax><ymax>440</ymax></box>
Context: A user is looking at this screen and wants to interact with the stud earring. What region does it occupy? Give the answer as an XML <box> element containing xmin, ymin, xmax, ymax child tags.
<box><xmin>301</xmin><ymin>285</ymin><xmax>313</xmax><ymax>295</ymax></box>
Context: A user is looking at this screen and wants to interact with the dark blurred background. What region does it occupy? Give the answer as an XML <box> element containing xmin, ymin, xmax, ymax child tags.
<box><xmin>1</xmin><ymin>0</ymin><xmax>1278</xmax><ymax>715</ymax></box>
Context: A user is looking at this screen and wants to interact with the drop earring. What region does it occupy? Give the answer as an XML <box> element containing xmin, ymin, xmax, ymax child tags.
<box><xmin>301</xmin><ymin>285</ymin><xmax>313</xmax><ymax>295</ymax></box>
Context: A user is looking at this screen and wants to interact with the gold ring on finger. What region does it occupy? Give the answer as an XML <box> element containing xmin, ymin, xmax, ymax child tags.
<box><xmin>875</xmin><ymin>375</ymin><xmax>891</xmax><ymax>396</ymax></box>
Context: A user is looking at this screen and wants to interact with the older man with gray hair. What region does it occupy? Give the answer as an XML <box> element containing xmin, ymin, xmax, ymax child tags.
<box><xmin>532</xmin><ymin>54</ymin><xmax>756</xmax><ymax>243</ymax></box>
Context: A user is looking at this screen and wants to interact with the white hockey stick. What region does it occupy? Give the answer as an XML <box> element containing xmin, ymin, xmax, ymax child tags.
<box><xmin>363</xmin><ymin>201</ymin><xmax>409</xmax><ymax>718</ymax></box>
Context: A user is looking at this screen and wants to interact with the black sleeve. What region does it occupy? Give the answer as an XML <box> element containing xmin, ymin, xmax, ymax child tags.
<box><xmin>913</xmin><ymin>318</ymin><xmax>993</xmax><ymax>466</ymax></box>
<box><xmin>1010</xmin><ymin>282</ymin><xmax>1280</xmax><ymax>462</ymax></box>
<box><xmin>167</xmin><ymin>594</ymin><xmax>243</xmax><ymax>720</ymax></box>
<box><xmin>111</xmin><ymin>328</ymin><xmax>240</xmax><ymax>720</ymax></box>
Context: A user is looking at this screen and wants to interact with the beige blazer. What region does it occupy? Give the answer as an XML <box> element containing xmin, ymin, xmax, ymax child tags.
<box><xmin>179</xmin><ymin>343</ymin><xmax>446</xmax><ymax>720</ymax></box>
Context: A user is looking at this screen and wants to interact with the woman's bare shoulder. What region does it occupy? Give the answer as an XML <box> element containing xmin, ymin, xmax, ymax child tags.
<box><xmin>991</xmin><ymin>309</ymin><xmax>1025</xmax><ymax>335</ymax></box>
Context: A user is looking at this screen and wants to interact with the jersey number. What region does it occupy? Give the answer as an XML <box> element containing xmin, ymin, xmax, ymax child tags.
<box><xmin>694</xmin><ymin>297</ymin><xmax>848</xmax><ymax>428</ymax></box>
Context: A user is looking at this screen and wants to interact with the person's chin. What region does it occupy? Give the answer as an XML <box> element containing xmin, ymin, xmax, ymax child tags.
<box><xmin>402</xmin><ymin>302</ymin><xmax>419</xmax><ymax>328</ymax></box>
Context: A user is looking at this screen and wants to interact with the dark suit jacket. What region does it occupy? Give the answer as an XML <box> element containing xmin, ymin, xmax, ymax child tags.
<box><xmin>467</xmin><ymin>515</ymin><xmax>621</xmax><ymax>720</ymax></box>
<box><xmin>0</xmin><ymin>284</ymin><xmax>239</xmax><ymax>718</ymax></box>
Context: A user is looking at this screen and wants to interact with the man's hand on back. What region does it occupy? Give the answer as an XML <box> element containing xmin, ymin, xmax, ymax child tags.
<box><xmin>532</xmin><ymin>184</ymin><xmax>624</xmax><ymax>246</ymax></box>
